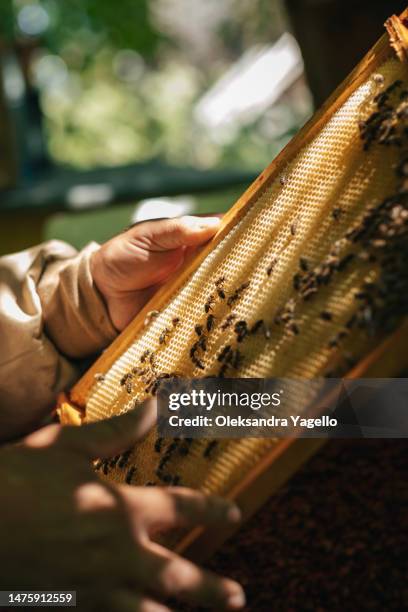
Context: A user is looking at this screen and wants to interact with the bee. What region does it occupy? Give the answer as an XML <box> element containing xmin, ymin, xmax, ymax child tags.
<box><xmin>338</xmin><ymin>330</ymin><xmax>350</xmax><ymax>341</ymax></box>
<box><xmin>373</xmin><ymin>73</ymin><xmax>385</xmax><ymax>86</ymax></box>
<box><xmin>157</xmin><ymin>440</ymin><xmax>180</xmax><ymax>476</ymax></box>
<box><xmin>332</xmin><ymin>207</ymin><xmax>343</xmax><ymax>221</ymax></box>
<box><xmin>102</xmin><ymin>461</ymin><xmax>110</xmax><ymax>476</ymax></box>
<box><xmin>221</xmin><ymin>314</ymin><xmax>236</xmax><ymax>330</ymax></box>
<box><xmin>288</xmin><ymin>322</ymin><xmax>300</xmax><ymax>335</ymax></box>
<box><xmin>234</xmin><ymin>320</ymin><xmax>248</xmax><ymax>342</ymax></box>
<box><xmin>293</xmin><ymin>273</ymin><xmax>301</xmax><ymax>291</ymax></box>
<box><xmin>158</xmin><ymin>454</ymin><xmax>171</xmax><ymax>472</ymax></box>
<box><xmin>131</xmin><ymin>367</ymin><xmax>147</xmax><ymax>375</ymax></box>
<box><xmin>264</xmin><ymin>324</ymin><xmax>271</xmax><ymax>340</ymax></box>
<box><xmin>345</xmin><ymin>314</ymin><xmax>357</xmax><ymax>329</ymax></box>
<box><xmin>286</xmin><ymin>298</ymin><xmax>296</xmax><ymax>312</ymax></box>
<box><xmin>227</xmin><ymin>282</ymin><xmax>250</xmax><ymax>307</ymax></box>
<box><xmin>159</xmin><ymin>472</ymin><xmax>173</xmax><ymax>485</ymax></box>
<box><xmin>94</xmin><ymin>373</ymin><xmax>105</xmax><ymax>383</ymax></box>
<box><xmin>126</xmin><ymin>382</ymin><xmax>133</xmax><ymax>394</ymax></box>
<box><xmin>125</xmin><ymin>466</ymin><xmax>136</xmax><ymax>485</ymax></box>
<box><xmin>397</xmin><ymin>158</ymin><xmax>408</xmax><ymax>178</ymax></box>
<box><xmin>193</xmin><ymin>357</ymin><xmax>205</xmax><ymax>370</ymax></box>
<box><xmin>204</xmin><ymin>295</ymin><xmax>216</xmax><ymax>313</ymax></box>
<box><xmin>217</xmin><ymin>345</ymin><xmax>232</xmax><ymax>362</ymax></box>
<box><xmin>144</xmin><ymin>310</ymin><xmax>160</xmax><ymax>327</ymax></box>
<box><xmin>274</xmin><ymin>310</ymin><xmax>283</xmax><ymax>325</ymax></box>
<box><xmin>370</xmin><ymin>239</ymin><xmax>386</xmax><ymax>249</ymax></box>
<box><xmin>154</xmin><ymin>437</ymin><xmax>163</xmax><ymax>453</ymax></box>
<box><xmin>145</xmin><ymin>379</ymin><xmax>160</xmax><ymax>395</ymax></box>
<box><xmin>190</xmin><ymin>346</ymin><xmax>205</xmax><ymax>370</ymax></box>
<box><xmin>206</xmin><ymin>314</ymin><xmax>216</xmax><ymax>332</ymax></box>
<box><xmin>250</xmin><ymin>319</ymin><xmax>264</xmax><ymax>335</ymax></box>
<box><xmin>218</xmin><ymin>363</ymin><xmax>230</xmax><ymax>377</ymax></box>
<box><xmin>345</xmin><ymin>225</ymin><xmax>366</xmax><ymax>242</ymax></box>
<box><xmin>149</xmin><ymin>352</ymin><xmax>157</xmax><ymax>369</ymax></box>
<box><xmin>215</xmin><ymin>277</ymin><xmax>226</xmax><ymax>299</ymax></box>
<box><xmin>159</xmin><ymin>328</ymin><xmax>171</xmax><ymax>345</ymax></box>
<box><xmin>266</xmin><ymin>257</ymin><xmax>278</xmax><ymax>276</ymax></box>
<box><xmin>328</xmin><ymin>337</ymin><xmax>339</xmax><ymax>349</ymax></box>
<box><xmin>290</xmin><ymin>222</ymin><xmax>297</xmax><ymax>236</ymax></box>
<box><xmin>165</xmin><ymin>439</ymin><xmax>179</xmax><ymax>456</ymax></box>
<box><xmin>337</xmin><ymin>253</ymin><xmax>355</xmax><ymax>271</ymax></box>
<box><xmin>172</xmin><ymin>317</ymin><xmax>180</xmax><ymax>327</ymax></box>
<box><xmin>120</xmin><ymin>372</ymin><xmax>132</xmax><ymax>386</ymax></box>
<box><xmin>354</xmin><ymin>291</ymin><xmax>369</xmax><ymax>301</ymax></box>
<box><xmin>141</xmin><ymin>372</ymin><xmax>154</xmax><ymax>385</ymax></box>
<box><xmin>140</xmin><ymin>350</ymin><xmax>151</xmax><ymax>363</ymax></box>
<box><xmin>302</xmin><ymin>287</ymin><xmax>318</xmax><ymax>301</ymax></box>
<box><xmin>178</xmin><ymin>438</ymin><xmax>193</xmax><ymax>456</ymax></box>
<box><xmin>231</xmin><ymin>350</ymin><xmax>243</xmax><ymax>369</ymax></box>
<box><xmin>94</xmin><ymin>459</ymin><xmax>103</xmax><ymax>471</ymax></box>
<box><xmin>280</xmin><ymin>175</ymin><xmax>287</xmax><ymax>186</ymax></box>
<box><xmin>118</xmin><ymin>450</ymin><xmax>132</xmax><ymax>469</ymax></box>
<box><xmin>172</xmin><ymin>475</ymin><xmax>181</xmax><ymax>486</ymax></box>
<box><xmin>299</xmin><ymin>257</ymin><xmax>309</xmax><ymax>272</ymax></box>
<box><xmin>320</xmin><ymin>311</ymin><xmax>333</xmax><ymax>321</ymax></box>
<box><xmin>198</xmin><ymin>336</ymin><xmax>207</xmax><ymax>351</ymax></box>
<box><xmin>203</xmin><ymin>440</ymin><xmax>218</xmax><ymax>458</ymax></box>
<box><xmin>109</xmin><ymin>455</ymin><xmax>120</xmax><ymax>469</ymax></box>
<box><xmin>195</xmin><ymin>324</ymin><xmax>203</xmax><ymax>336</ymax></box>
<box><xmin>157</xmin><ymin>373</ymin><xmax>172</xmax><ymax>381</ymax></box>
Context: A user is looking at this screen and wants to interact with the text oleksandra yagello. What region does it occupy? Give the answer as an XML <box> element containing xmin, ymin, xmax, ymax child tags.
<box><xmin>168</xmin><ymin>414</ymin><xmax>338</xmax><ymax>429</ymax></box>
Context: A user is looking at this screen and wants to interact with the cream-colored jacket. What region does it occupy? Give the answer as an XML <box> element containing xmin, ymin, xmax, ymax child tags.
<box><xmin>0</xmin><ymin>241</ymin><xmax>117</xmax><ymax>440</ymax></box>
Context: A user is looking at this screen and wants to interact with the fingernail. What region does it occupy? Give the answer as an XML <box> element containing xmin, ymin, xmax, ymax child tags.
<box><xmin>227</xmin><ymin>504</ymin><xmax>242</xmax><ymax>523</ymax></box>
<box><xmin>227</xmin><ymin>589</ymin><xmax>246</xmax><ymax>609</ymax></box>
<box><xmin>195</xmin><ymin>216</ymin><xmax>221</xmax><ymax>229</ymax></box>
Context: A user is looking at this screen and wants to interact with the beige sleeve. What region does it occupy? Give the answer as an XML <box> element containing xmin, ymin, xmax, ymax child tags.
<box><xmin>0</xmin><ymin>240</ymin><xmax>117</xmax><ymax>440</ymax></box>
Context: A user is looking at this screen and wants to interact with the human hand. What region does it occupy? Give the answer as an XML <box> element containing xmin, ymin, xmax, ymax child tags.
<box><xmin>91</xmin><ymin>216</ymin><xmax>221</xmax><ymax>331</ymax></box>
<box><xmin>0</xmin><ymin>402</ymin><xmax>245</xmax><ymax>611</ymax></box>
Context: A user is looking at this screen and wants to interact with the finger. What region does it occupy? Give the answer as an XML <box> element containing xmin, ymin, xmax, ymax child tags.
<box><xmin>107</xmin><ymin>591</ymin><xmax>171</xmax><ymax>612</ymax></box>
<box><xmin>139</xmin><ymin>542</ymin><xmax>245</xmax><ymax>610</ymax></box>
<box><xmin>59</xmin><ymin>399</ymin><xmax>156</xmax><ymax>459</ymax></box>
<box><xmin>132</xmin><ymin>216</ymin><xmax>221</xmax><ymax>251</ymax></box>
<box><xmin>24</xmin><ymin>423</ymin><xmax>63</xmax><ymax>449</ymax></box>
<box><xmin>114</xmin><ymin>486</ymin><xmax>241</xmax><ymax>533</ymax></box>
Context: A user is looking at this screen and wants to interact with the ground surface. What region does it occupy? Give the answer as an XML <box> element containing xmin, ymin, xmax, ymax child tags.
<box><xmin>191</xmin><ymin>439</ymin><xmax>407</xmax><ymax>611</ymax></box>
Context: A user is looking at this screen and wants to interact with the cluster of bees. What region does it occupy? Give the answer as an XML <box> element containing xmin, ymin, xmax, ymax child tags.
<box><xmin>93</xmin><ymin>436</ymin><xmax>220</xmax><ymax>487</ymax></box>
<box><xmin>152</xmin><ymin>437</ymin><xmax>219</xmax><ymax>485</ymax></box>
<box><xmin>114</xmin><ymin>318</ymin><xmax>182</xmax><ymax>397</ymax></box>
<box><xmin>348</xmin><ymin>79</ymin><xmax>408</xmax><ymax>332</ymax></box>
<box><xmin>189</xmin><ymin>277</ymin><xmax>258</xmax><ymax>376</ymax></box>
<box><xmin>322</xmin><ymin>76</ymin><xmax>408</xmax><ymax>374</ymax></box>
<box><xmin>94</xmin><ymin>450</ymin><xmax>136</xmax><ymax>484</ymax></box>
<box><xmin>358</xmin><ymin>77</ymin><xmax>407</xmax><ymax>150</ymax></box>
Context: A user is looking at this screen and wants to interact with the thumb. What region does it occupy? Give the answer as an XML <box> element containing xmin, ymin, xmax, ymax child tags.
<box><xmin>137</xmin><ymin>215</ymin><xmax>222</xmax><ymax>251</ymax></box>
<box><xmin>60</xmin><ymin>399</ymin><xmax>156</xmax><ymax>459</ymax></box>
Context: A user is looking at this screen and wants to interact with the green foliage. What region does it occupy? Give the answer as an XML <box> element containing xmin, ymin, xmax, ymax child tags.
<box><xmin>1</xmin><ymin>0</ymin><xmax>310</xmax><ymax>174</ymax></box>
<box><xmin>1</xmin><ymin>0</ymin><xmax>161</xmax><ymax>56</ymax></box>
<box><xmin>51</xmin><ymin>0</ymin><xmax>161</xmax><ymax>57</ymax></box>
<box><xmin>0</xmin><ymin>1</ymin><xmax>14</xmax><ymax>40</ymax></box>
